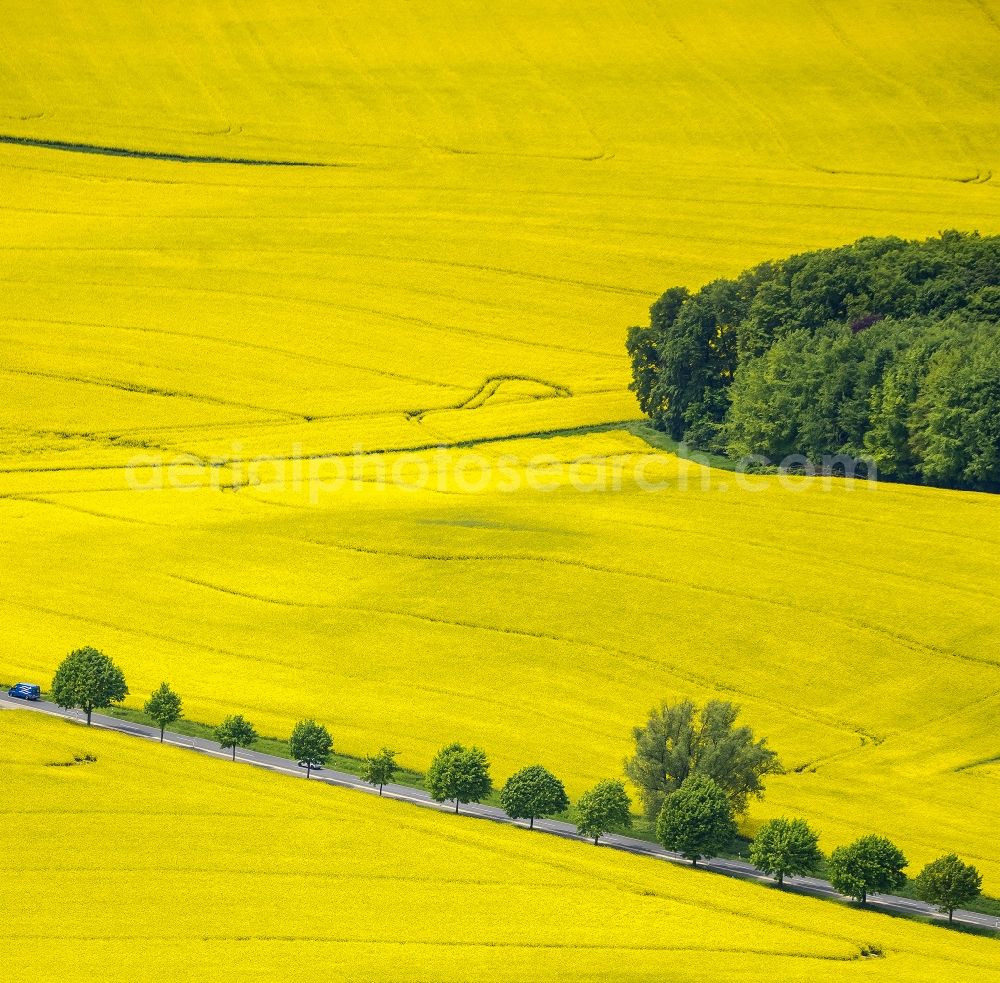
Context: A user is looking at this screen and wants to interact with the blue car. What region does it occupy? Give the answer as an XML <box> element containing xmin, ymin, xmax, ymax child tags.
<box><xmin>7</xmin><ymin>683</ymin><xmax>41</xmax><ymax>701</ymax></box>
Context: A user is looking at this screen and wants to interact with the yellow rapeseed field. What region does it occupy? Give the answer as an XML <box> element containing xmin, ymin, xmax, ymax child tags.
<box><xmin>0</xmin><ymin>0</ymin><xmax>998</xmax><ymax>910</ymax></box>
<box><xmin>1</xmin><ymin>432</ymin><xmax>997</xmax><ymax>888</ymax></box>
<box><xmin>1</xmin><ymin>710</ymin><xmax>997</xmax><ymax>983</ymax></box>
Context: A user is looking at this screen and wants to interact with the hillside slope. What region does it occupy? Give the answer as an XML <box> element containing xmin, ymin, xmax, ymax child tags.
<box><xmin>1</xmin><ymin>432</ymin><xmax>997</xmax><ymax>886</ymax></box>
<box><xmin>1</xmin><ymin>0</ymin><xmax>998</xmax><ymax>892</ymax></box>
<box><xmin>1</xmin><ymin>711</ymin><xmax>998</xmax><ymax>982</ymax></box>
<box><xmin>3</xmin><ymin>0</ymin><xmax>1000</xmax><ymax>458</ymax></box>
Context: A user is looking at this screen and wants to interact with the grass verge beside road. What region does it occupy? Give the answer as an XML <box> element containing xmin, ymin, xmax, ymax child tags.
<box><xmin>7</xmin><ymin>686</ymin><xmax>998</xmax><ymax>924</ymax></box>
<box><xmin>90</xmin><ymin>702</ymin><xmax>428</xmax><ymax>789</ymax></box>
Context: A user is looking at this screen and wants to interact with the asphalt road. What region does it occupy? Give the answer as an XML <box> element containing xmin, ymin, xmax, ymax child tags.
<box><xmin>3</xmin><ymin>691</ymin><xmax>996</xmax><ymax>932</ymax></box>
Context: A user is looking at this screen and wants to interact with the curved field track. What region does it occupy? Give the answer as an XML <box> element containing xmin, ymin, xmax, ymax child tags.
<box><xmin>0</xmin><ymin>133</ymin><xmax>335</xmax><ymax>166</ymax></box>
<box><xmin>1</xmin><ymin>0</ymin><xmax>998</xmax><ymax>899</ymax></box>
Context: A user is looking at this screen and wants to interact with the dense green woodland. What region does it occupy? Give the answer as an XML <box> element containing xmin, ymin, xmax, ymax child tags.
<box><xmin>627</xmin><ymin>232</ymin><xmax>1000</xmax><ymax>491</ymax></box>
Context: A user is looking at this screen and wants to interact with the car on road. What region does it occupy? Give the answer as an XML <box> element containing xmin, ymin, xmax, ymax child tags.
<box><xmin>7</xmin><ymin>683</ymin><xmax>41</xmax><ymax>701</ymax></box>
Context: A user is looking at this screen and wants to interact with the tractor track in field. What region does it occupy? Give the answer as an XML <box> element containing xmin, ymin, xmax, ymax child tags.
<box><xmin>407</xmin><ymin>375</ymin><xmax>573</xmax><ymax>423</ymax></box>
<box><xmin>0</xmin><ymin>595</ymin><xmax>334</xmax><ymax>678</ymax></box>
<box><xmin>5</xmin><ymin>315</ymin><xmax>467</xmax><ymax>392</ymax></box>
<box><xmin>614</xmin><ymin>514</ymin><xmax>1000</xmax><ymax>606</ymax></box>
<box><xmin>0</xmin><ymin>420</ymin><xmax>643</xmax><ymax>475</ymax></box>
<box><xmin>270</xmin><ymin>533</ymin><xmax>1000</xmax><ymax>675</ymax></box>
<box><xmin>0</xmin><ymin>365</ymin><xmax>306</xmax><ymax>421</ymax></box>
<box><xmin>0</xmin><ymin>133</ymin><xmax>344</xmax><ymax>167</ymax></box>
<box><xmin>166</xmin><ymin>567</ymin><xmax>881</xmax><ymax>744</ymax></box>
<box><xmin>1</xmin><ymin>494</ymin><xmax>166</xmax><ymax>526</ymax></box>
<box><xmin>0</xmin><ymin>271</ymin><xmax>623</xmax><ymax>361</ymax></box>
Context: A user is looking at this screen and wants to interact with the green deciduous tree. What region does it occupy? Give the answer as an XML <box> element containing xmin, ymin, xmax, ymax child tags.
<box><xmin>576</xmin><ymin>779</ymin><xmax>632</xmax><ymax>845</ymax></box>
<box><xmin>624</xmin><ymin>699</ymin><xmax>781</xmax><ymax>820</ymax></box>
<box><xmin>215</xmin><ymin>714</ymin><xmax>258</xmax><ymax>761</ymax></box>
<box><xmin>361</xmin><ymin>747</ymin><xmax>399</xmax><ymax>796</ymax></box>
<box><xmin>426</xmin><ymin>743</ymin><xmax>493</xmax><ymax>814</ymax></box>
<box><xmin>628</xmin><ymin>231</ymin><xmax>1000</xmax><ymax>491</ymax></box>
<box><xmin>50</xmin><ymin>646</ymin><xmax>128</xmax><ymax>726</ymax></box>
<box><xmin>143</xmin><ymin>682</ymin><xmax>182</xmax><ymax>742</ymax></box>
<box><xmin>909</xmin><ymin>326</ymin><xmax>1000</xmax><ymax>490</ymax></box>
<box><xmin>749</xmin><ymin>817</ymin><xmax>823</xmax><ymax>885</ymax></box>
<box><xmin>913</xmin><ymin>854</ymin><xmax>983</xmax><ymax>922</ymax></box>
<box><xmin>499</xmin><ymin>765</ymin><xmax>570</xmax><ymax>829</ymax></box>
<box><xmin>289</xmin><ymin>719</ymin><xmax>333</xmax><ymax>778</ymax></box>
<box><xmin>655</xmin><ymin>774</ymin><xmax>737</xmax><ymax>865</ymax></box>
<box><xmin>827</xmin><ymin>835</ymin><xmax>908</xmax><ymax>904</ymax></box>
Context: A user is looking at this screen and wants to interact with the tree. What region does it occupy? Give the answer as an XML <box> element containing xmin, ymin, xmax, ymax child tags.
<box><xmin>143</xmin><ymin>682</ymin><xmax>182</xmax><ymax>742</ymax></box>
<box><xmin>215</xmin><ymin>714</ymin><xmax>258</xmax><ymax>761</ymax></box>
<box><xmin>627</xmin><ymin>231</ymin><xmax>1000</xmax><ymax>490</ymax></box>
<box><xmin>749</xmin><ymin>817</ymin><xmax>823</xmax><ymax>885</ymax></box>
<box><xmin>910</xmin><ymin>324</ymin><xmax>1000</xmax><ymax>490</ymax></box>
<box><xmin>655</xmin><ymin>774</ymin><xmax>737</xmax><ymax>865</ymax></box>
<box><xmin>576</xmin><ymin>780</ymin><xmax>632</xmax><ymax>845</ymax></box>
<box><xmin>289</xmin><ymin>719</ymin><xmax>333</xmax><ymax>778</ymax></box>
<box><xmin>499</xmin><ymin>765</ymin><xmax>570</xmax><ymax>829</ymax></box>
<box><xmin>361</xmin><ymin>747</ymin><xmax>399</xmax><ymax>796</ymax></box>
<box><xmin>624</xmin><ymin>699</ymin><xmax>781</xmax><ymax>820</ymax></box>
<box><xmin>913</xmin><ymin>854</ymin><xmax>982</xmax><ymax>922</ymax></box>
<box><xmin>50</xmin><ymin>646</ymin><xmax>128</xmax><ymax>726</ymax></box>
<box><xmin>425</xmin><ymin>743</ymin><xmax>493</xmax><ymax>814</ymax></box>
<box><xmin>827</xmin><ymin>835</ymin><xmax>908</xmax><ymax>904</ymax></box>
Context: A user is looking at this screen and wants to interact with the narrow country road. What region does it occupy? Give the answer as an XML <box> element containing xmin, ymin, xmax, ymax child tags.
<box><xmin>3</xmin><ymin>692</ymin><xmax>995</xmax><ymax>932</ymax></box>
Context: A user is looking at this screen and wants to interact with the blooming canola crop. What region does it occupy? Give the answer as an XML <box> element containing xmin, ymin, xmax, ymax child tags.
<box><xmin>1</xmin><ymin>712</ymin><xmax>998</xmax><ymax>983</ymax></box>
<box><xmin>0</xmin><ymin>0</ymin><xmax>998</xmax><ymax>909</ymax></box>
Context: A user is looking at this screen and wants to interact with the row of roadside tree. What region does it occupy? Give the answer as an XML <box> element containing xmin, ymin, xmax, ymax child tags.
<box><xmin>45</xmin><ymin>646</ymin><xmax>984</xmax><ymax>923</ymax></box>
